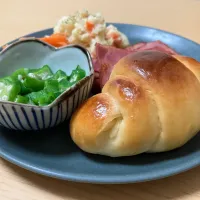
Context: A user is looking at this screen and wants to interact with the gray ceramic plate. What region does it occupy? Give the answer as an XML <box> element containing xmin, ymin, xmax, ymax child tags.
<box><xmin>0</xmin><ymin>23</ymin><xmax>200</xmax><ymax>184</ymax></box>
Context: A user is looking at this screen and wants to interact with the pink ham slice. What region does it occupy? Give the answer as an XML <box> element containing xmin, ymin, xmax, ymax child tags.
<box><xmin>125</xmin><ymin>42</ymin><xmax>146</xmax><ymax>51</ymax></box>
<box><xmin>96</xmin><ymin>44</ymin><xmax>130</xmax><ymax>89</ymax></box>
<box><xmin>125</xmin><ymin>40</ymin><xmax>177</xmax><ymax>55</ymax></box>
<box><xmin>92</xmin><ymin>58</ymin><xmax>101</xmax><ymax>93</ymax></box>
<box><xmin>92</xmin><ymin>41</ymin><xmax>178</xmax><ymax>92</ymax></box>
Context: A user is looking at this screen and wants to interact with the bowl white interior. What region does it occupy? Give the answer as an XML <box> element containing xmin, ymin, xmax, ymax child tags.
<box><xmin>0</xmin><ymin>40</ymin><xmax>92</xmax><ymax>77</ymax></box>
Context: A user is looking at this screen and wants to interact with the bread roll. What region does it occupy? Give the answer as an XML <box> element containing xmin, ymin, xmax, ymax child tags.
<box><xmin>70</xmin><ymin>51</ymin><xmax>200</xmax><ymax>157</ymax></box>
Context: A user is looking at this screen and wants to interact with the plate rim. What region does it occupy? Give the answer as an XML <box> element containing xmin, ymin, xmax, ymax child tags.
<box><xmin>2</xmin><ymin>22</ymin><xmax>200</xmax><ymax>50</ymax></box>
<box><xmin>1</xmin><ymin>149</ymin><xmax>200</xmax><ymax>184</ymax></box>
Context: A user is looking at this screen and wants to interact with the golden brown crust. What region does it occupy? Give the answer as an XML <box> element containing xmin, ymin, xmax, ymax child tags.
<box><xmin>70</xmin><ymin>51</ymin><xmax>200</xmax><ymax>157</ymax></box>
<box><xmin>70</xmin><ymin>93</ymin><xmax>121</xmax><ymax>153</ymax></box>
<box><xmin>173</xmin><ymin>55</ymin><xmax>200</xmax><ymax>82</ymax></box>
<box><xmin>102</xmin><ymin>75</ymin><xmax>160</xmax><ymax>156</ymax></box>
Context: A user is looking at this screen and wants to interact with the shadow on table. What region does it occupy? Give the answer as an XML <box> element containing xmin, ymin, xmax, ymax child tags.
<box><xmin>1</xmin><ymin>158</ymin><xmax>200</xmax><ymax>200</ymax></box>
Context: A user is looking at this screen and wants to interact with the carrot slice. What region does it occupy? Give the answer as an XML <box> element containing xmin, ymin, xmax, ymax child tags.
<box><xmin>86</xmin><ymin>21</ymin><xmax>94</xmax><ymax>32</ymax></box>
<box><xmin>40</xmin><ymin>33</ymin><xmax>68</xmax><ymax>47</ymax></box>
<box><xmin>110</xmin><ymin>32</ymin><xmax>119</xmax><ymax>40</ymax></box>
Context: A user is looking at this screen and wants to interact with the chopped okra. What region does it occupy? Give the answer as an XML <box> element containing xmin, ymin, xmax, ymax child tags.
<box><xmin>0</xmin><ymin>65</ymin><xmax>85</xmax><ymax>106</ymax></box>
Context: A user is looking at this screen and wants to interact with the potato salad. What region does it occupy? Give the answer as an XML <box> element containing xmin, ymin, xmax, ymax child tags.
<box><xmin>54</xmin><ymin>10</ymin><xmax>130</xmax><ymax>56</ymax></box>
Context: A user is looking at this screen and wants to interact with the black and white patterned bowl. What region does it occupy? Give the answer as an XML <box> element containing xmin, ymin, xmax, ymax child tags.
<box><xmin>0</xmin><ymin>38</ymin><xmax>94</xmax><ymax>131</ymax></box>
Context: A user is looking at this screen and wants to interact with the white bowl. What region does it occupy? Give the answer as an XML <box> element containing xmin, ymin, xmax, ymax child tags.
<box><xmin>0</xmin><ymin>38</ymin><xmax>94</xmax><ymax>131</ymax></box>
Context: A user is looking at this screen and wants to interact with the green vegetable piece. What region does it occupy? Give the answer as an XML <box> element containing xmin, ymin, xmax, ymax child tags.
<box><xmin>19</xmin><ymin>84</ymin><xmax>31</xmax><ymax>95</ymax></box>
<box><xmin>11</xmin><ymin>68</ymin><xmax>30</xmax><ymax>94</ymax></box>
<box><xmin>11</xmin><ymin>67</ymin><xmax>45</xmax><ymax>94</ymax></box>
<box><xmin>12</xmin><ymin>68</ymin><xmax>29</xmax><ymax>80</ymax></box>
<box><xmin>0</xmin><ymin>77</ymin><xmax>21</xmax><ymax>101</ymax></box>
<box><xmin>27</xmin><ymin>90</ymin><xmax>57</xmax><ymax>106</ymax></box>
<box><xmin>23</xmin><ymin>76</ymin><xmax>44</xmax><ymax>92</ymax></box>
<box><xmin>68</xmin><ymin>65</ymin><xmax>86</xmax><ymax>83</ymax></box>
<box><xmin>29</xmin><ymin>65</ymin><xmax>53</xmax><ymax>80</ymax></box>
<box><xmin>44</xmin><ymin>79</ymin><xmax>60</xmax><ymax>97</ymax></box>
<box><xmin>53</xmin><ymin>70</ymin><xmax>68</xmax><ymax>82</ymax></box>
<box><xmin>12</xmin><ymin>68</ymin><xmax>27</xmax><ymax>94</ymax></box>
<box><xmin>58</xmin><ymin>78</ymin><xmax>72</xmax><ymax>93</ymax></box>
<box><xmin>14</xmin><ymin>95</ymin><xmax>29</xmax><ymax>104</ymax></box>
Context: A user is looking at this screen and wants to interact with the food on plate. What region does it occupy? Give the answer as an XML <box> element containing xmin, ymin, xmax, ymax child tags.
<box><xmin>0</xmin><ymin>10</ymin><xmax>178</xmax><ymax>93</ymax></box>
<box><xmin>53</xmin><ymin>10</ymin><xmax>130</xmax><ymax>56</ymax></box>
<box><xmin>125</xmin><ymin>40</ymin><xmax>177</xmax><ymax>54</ymax></box>
<box><xmin>40</xmin><ymin>33</ymin><xmax>69</xmax><ymax>47</ymax></box>
<box><xmin>70</xmin><ymin>50</ymin><xmax>200</xmax><ymax>157</ymax></box>
<box><xmin>1</xmin><ymin>10</ymin><xmax>129</xmax><ymax>55</ymax></box>
<box><xmin>93</xmin><ymin>41</ymin><xmax>178</xmax><ymax>90</ymax></box>
<box><xmin>0</xmin><ymin>65</ymin><xmax>86</xmax><ymax>106</ymax></box>
<box><xmin>0</xmin><ymin>10</ymin><xmax>178</xmax><ymax>94</ymax></box>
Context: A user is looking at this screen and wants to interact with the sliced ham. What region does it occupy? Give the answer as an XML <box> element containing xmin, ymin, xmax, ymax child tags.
<box><xmin>92</xmin><ymin>57</ymin><xmax>101</xmax><ymax>73</ymax></box>
<box><xmin>91</xmin><ymin>58</ymin><xmax>101</xmax><ymax>93</ymax></box>
<box><xmin>125</xmin><ymin>42</ymin><xmax>146</xmax><ymax>51</ymax></box>
<box><xmin>95</xmin><ymin>43</ymin><xmax>130</xmax><ymax>89</ymax></box>
<box><xmin>92</xmin><ymin>41</ymin><xmax>178</xmax><ymax>92</ymax></box>
<box><xmin>125</xmin><ymin>40</ymin><xmax>178</xmax><ymax>55</ymax></box>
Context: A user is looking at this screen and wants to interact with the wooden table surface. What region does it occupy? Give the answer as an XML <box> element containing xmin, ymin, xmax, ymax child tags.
<box><xmin>1</xmin><ymin>0</ymin><xmax>200</xmax><ymax>199</ymax></box>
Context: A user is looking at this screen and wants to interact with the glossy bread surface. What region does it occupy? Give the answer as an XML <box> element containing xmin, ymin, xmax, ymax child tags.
<box><xmin>71</xmin><ymin>51</ymin><xmax>200</xmax><ymax>156</ymax></box>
